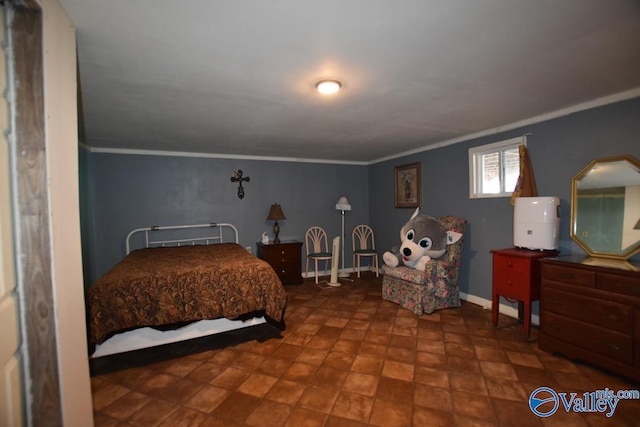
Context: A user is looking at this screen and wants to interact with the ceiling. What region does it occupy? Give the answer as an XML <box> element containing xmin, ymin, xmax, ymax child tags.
<box><xmin>59</xmin><ymin>0</ymin><xmax>640</xmax><ymax>164</ymax></box>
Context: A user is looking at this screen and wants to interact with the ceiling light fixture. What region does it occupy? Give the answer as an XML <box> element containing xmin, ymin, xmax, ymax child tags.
<box><xmin>315</xmin><ymin>79</ymin><xmax>342</xmax><ymax>95</ymax></box>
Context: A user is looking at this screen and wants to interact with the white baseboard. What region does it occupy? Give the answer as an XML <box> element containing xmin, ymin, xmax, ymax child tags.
<box><xmin>459</xmin><ymin>292</ymin><xmax>539</xmax><ymax>326</ymax></box>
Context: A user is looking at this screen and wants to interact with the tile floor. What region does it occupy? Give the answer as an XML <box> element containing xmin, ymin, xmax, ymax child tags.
<box><xmin>90</xmin><ymin>273</ymin><xmax>640</xmax><ymax>426</ymax></box>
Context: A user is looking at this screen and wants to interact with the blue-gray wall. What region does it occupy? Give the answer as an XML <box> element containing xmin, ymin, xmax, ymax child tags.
<box><xmin>82</xmin><ymin>156</ymin><xmax>369</xmax><ymax>285</ymax></box>
<box><xmin>370</xmin><ymin>96</ymin><xmax>640</xmax><ymax>313</ymax></box>
<box><xmin>82</xmin><ymin>97</ymin><xmax>640</xmax><ymax>317</ymax></box>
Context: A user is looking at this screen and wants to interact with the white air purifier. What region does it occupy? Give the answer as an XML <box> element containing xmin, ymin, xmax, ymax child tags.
<box><xmin>514</xmin><ymin>196</ymin><xmax>560</xmax><ymax>250</ymax></box>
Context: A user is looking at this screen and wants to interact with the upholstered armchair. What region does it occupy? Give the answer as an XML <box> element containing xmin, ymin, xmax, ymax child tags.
<box><xmin>381</xmin><ymin>216</ymin><xmax>467</xmax><ymax>315</ymax></box>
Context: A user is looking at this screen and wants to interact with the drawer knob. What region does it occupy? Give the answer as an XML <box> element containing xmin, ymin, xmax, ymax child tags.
<box><xmin>607</xmin><ymin>343</ymin><xmax>620</xmax><ymax>351</ymax></box>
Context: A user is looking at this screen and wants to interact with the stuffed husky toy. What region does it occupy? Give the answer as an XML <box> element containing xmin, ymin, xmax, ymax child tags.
<box><xmin>383</xmin><ymin>208</ymin><xmax>463</xmax><ymax>271</ymax></box>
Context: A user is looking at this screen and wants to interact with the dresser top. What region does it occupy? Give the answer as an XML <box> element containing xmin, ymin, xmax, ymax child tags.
<box><xmin>491</xmin><ymin>247</ymin><xmax>559</xmax><ymax>259</ymax></box>
<box><xmin>541</xmin><ymin>253</ymin><xmax>640</xmax><ymax>274</ymax></box>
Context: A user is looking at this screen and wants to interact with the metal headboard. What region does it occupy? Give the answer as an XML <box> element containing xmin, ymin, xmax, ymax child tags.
<box><xmin>125</xmin><ymin>222</ymin><xmax>239</xmax><ymax>254</ymax></box>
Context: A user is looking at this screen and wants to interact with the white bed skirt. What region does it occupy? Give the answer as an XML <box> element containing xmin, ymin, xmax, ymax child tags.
<box><xmin>91</xmin><ymin>316</ymin><xmax>266</xmax><ymax>358</ymax></box>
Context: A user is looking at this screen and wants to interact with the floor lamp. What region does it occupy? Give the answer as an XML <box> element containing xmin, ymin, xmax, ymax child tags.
<box><xmin>335</xmin><ymin>196</ymin><xmax>353</xmax><ymax>280</ymax></box>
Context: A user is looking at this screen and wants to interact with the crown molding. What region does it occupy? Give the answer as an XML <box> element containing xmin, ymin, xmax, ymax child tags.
<box><xmin>79</xmin><ymin>144</ymin><xmax>368</xmax><ymax>166</ymax></box>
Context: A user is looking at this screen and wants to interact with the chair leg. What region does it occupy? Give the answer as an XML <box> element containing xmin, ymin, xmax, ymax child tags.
<box><xmin>357</xmin><ymin>255</ymin><xmax>361</xmax><ymax>278</ymax></box>
<box><xmin>315</xmin><ymin>260</ymin><xmax>319</xmax><ymax>284</ymax></box>
<box><xmin>353</xmin><ymin>254</ymin><xmax>356</xmax><ymax>278</ymax></box>
<box><xmin>374</xmin><ymin>255</ymin><xmax>379</xmax><ymax>277</ymax></box>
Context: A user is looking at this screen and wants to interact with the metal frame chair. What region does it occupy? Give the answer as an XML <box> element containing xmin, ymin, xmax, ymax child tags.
<box><xmin>305</xmin><ymin>226</ymin><xmax>333</xmax><ymax>284</ymax></box>
<box><xmin>352</xmin><ymin>224</ymin><xmax>378</xmax><ymax>278</ymax></box>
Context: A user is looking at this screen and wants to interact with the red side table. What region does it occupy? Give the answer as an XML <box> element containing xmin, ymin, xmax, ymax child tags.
<box><xmin>491</xmin><ymin>247</ymin><xmax>558</xmax><ymax>339</ymax></box>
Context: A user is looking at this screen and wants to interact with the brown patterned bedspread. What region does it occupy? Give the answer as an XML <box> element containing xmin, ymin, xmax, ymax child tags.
<box><xmin>87</xmin><ymin>243</ymin><xmax>287</xmax><ymax>344</ymax></box>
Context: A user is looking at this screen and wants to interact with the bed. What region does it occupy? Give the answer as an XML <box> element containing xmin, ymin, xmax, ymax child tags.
<box><xmin>87</xmin><ymin>222</ymin><xmax>287</xmax><ymax>358</ymax></box>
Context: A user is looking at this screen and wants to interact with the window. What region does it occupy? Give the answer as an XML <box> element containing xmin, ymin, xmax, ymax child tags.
<box><xmin>469</xmin><ymin>136</ymin><xmax>523</xmax><ymax>198</ymax></box>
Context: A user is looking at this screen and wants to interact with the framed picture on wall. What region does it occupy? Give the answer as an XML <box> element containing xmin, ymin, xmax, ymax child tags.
<box><xmin>394</xmin><ymin>162</ymin><xmax>421</xmax><ymax>208</ymax></box>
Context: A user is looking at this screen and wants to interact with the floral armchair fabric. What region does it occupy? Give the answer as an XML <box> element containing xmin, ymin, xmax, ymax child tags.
<box><xmin>381</xmin><ymin>216</ymin><xmax>467</xmax><ymax>315</ymax></box>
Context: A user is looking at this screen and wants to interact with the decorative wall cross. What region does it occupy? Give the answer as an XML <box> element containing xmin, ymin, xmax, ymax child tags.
<box><xmin>230</xmin><ymin>169</ymin><xmax>250</xmax><ymax>199</ymax></box>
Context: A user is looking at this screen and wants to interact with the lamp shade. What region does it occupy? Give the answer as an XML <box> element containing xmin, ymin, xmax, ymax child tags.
<box><xmin>267</xmin><ymin>203</ymin><xmax>286</xmax><ymax>220</ymax></box>
<box><xmin>335</xmin><ymin>196</ymin><xmax>351</xmax><ymax>211</ymax></box>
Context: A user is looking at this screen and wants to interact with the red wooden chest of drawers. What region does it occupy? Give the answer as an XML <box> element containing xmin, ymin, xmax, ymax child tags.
<box><xmin>491</xmin><ymin>247</ymin><xmax>558</xmax><ymax>339</ymax></box>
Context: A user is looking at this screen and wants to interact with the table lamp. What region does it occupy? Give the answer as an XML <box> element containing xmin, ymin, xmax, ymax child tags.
<box><xmin>267</xmin><ymin>203</ymin><xmax>286</xmax><ymax>243</ymax></box>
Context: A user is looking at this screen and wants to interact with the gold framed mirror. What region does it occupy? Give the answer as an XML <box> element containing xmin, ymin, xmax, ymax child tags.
<box><xmin>570</xmin><ymin>155</ymin><xmax>640</xmax><ymax>260</ymax></box>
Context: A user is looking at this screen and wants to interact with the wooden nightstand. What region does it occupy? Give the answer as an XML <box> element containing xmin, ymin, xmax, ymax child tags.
<box><xmin>257</xmin><ymin>241</ymin><xmax>303</xmax><ymax>285</ymax></box>
<box><xmin>491</xmin><ymin>247</ymin><xmax>558</xmax><ymax>339</ymax></box>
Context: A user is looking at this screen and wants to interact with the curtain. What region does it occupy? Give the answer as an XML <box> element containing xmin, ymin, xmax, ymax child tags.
<box><xmin>510</xmin><ymin>144</ymin><xmax>537</xmax><ymax>206</ymax></box>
